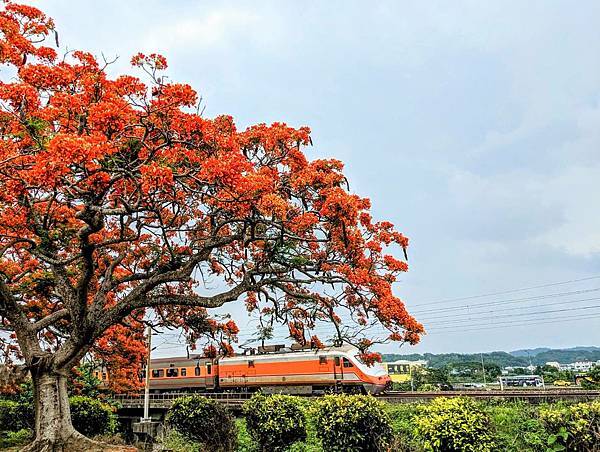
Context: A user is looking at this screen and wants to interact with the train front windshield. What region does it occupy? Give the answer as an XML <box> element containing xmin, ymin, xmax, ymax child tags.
<box><xmin>353</xmin><ymin>355</ymin><xmax>388</xmax><ymax>376</ymax></box>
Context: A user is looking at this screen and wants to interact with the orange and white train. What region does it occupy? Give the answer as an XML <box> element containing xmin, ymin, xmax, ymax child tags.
<box><xmin>144</xmin><ymin>345</ymin><xmax>391</xmax><ymax>395</ymax></box>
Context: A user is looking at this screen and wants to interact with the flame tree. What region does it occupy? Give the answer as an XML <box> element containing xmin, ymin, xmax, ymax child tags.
<box><xmin>0</xmin><ymin>2</ymin><xmax>423</xmax><ymax>450</ymax></box>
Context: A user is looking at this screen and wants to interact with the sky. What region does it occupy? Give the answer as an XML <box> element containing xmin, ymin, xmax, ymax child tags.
<box><xmin>25</xmin><ymin>0</ymin><xmax>600</xmax><ymax>355</ymax></box>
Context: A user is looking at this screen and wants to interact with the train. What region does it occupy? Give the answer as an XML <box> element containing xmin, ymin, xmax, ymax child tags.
<box><xmin>137</xmin><ymin>345</ymin><xmax>391</xmax><ymax>395</ymax></box>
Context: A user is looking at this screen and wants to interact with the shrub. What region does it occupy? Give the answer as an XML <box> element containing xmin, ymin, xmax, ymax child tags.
<box><xmin>313</xmin><ymin>394</ymin><xmax>393</xmax><ymax>452</ymax></box>
<box><xmin>0</xmin><ymin>428</ymin><xmax>32</xmax><ymax>448</ymax></box>
<box><xmin>243</xmin><ymin>393</ymin><xmax>307</xmax><ymax>451</ymax></box>
<box><xmin>486</xmin><ymin>401</ymin><xmax>545</xmax><ymax>451</ymax></box>
<box><xmin>166</xmin><ymin>395</ymin><xmax>237</xmax><ymax>452</ymax></box>
<box><xmin>162</xmin><ymin>428</ymin><xmax>204</xmax><ymax>452</ymax></box>
<box><xmin>0</xmin><ymin>399</ymin><xmax>33</xmax><ymax>432</ymax></box>
<box><xmin>539</xmin><ymin>400</ymin><xmax>600</xmax><ymax>451</ymax></box>
<box><xmin>386</xmin><ymin>403</ymin><xmax>422</xmax><ymax>452</ymax></box>
<box><xmin>69</xmin><ymin>396</ymin><xmax>117</xmax><ymax>437</ymax></box>
<box><xmin>414</xmin><ymin>397</ymin><xmax>496</xmax><ymax>452</ymax></box>
<box><xmin>417</xmin><ymin>384</ymin><xmax>437</xmax><ymax>392</ymax></box>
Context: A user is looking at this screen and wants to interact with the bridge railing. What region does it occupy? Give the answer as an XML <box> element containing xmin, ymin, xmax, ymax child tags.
<box><xmin>114</xmin><ymin>392</ymin><xmax>254</xmax><ymax>408</ymax></box>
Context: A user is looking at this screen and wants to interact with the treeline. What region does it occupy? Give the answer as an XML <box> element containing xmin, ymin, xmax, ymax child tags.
<box><xmin>383</xmin><ymin>346</ymin><xmax>600</xmax><ymax>368</ymax></box>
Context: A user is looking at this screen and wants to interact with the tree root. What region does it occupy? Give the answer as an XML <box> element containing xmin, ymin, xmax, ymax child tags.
<box><xmin>21</xmin><ymin>430</ymin><xmax>138</xmax><ymax>452</ymax></box>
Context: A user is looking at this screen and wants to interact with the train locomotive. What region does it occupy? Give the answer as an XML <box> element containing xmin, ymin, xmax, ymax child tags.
<box><xmin>145</xmin><ymin>345</ymin><xmax>391</xmax><ymax>395</ymax></box>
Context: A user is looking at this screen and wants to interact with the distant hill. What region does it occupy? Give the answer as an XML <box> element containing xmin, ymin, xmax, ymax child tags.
<box><xmin>382</xmin><ymin>346</ymin><xmax>600</xmax><ymax>368</ymax></box>
<box><xmin>510</xmin><ymin>347</ymin><xmax>552</xmax><ymax>357</ymax></box>
<box><xmin>510</xmin><ymin>346</ymin><xmax>600</xmax><ymax>357</ymax></box>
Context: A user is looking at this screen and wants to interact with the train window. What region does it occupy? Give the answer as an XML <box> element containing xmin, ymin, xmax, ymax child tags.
<box><xmin>167</xmin><ymin>368</ymin><xmax>179</xmax><ymax>378</ymax></box>
<box><xmin>152</xmin><ymin>369</ymin><xmax>164</xmax><ymax>378</ymax></box>
<box><xmin>334</xmin><ymin>357</ymin><xmax>341</xmax><ymax>366</ymax></box>
<box><xmin>194</xmin><ymin>366</ymin><xmax>201</xmax><ymax>376</ymax></box>
<box><xmin>319</xmin><ymin>356</ymin><xmax>327</xmax><ymax>365</ymax></box>
<box><xmin>206</xmin><ymin>364</ymin><xmax>212</xmax><ymax>375</ymax></box>
<box><xmin>248</xmin><ymin>360</ymin><xmax>255</xmax><ymax>368</ymax></box>
<box><xmin>342</xmin><ymin>358</ymin><xmax>353</xmax><ymax>368</ymax></box>
<box><xmin>181</xmin><ymin>368</ymin><xmax>187</xmax><ymax>377</ymax></box>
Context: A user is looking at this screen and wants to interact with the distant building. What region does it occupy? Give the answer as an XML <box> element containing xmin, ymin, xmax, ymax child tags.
<box><xmin>384</xmin><ymin>359</ymin><xmax>427</xmax><ymax>383</ymax></box>
<box><xmin>545</xmin><ymin>361</ymin><xmax>561</xmax><ymax>369</ymax></box>
<box><xmin>559</xmin><ymin>361</ymin><xmax>597</xmax><ymax>372</ymax></box>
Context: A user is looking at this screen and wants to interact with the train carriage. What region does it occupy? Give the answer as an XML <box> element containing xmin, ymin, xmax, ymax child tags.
<box><xmin>146</xmin><ymin>345</ymin><xmax>390</xmax><ymax>395</ymax></box>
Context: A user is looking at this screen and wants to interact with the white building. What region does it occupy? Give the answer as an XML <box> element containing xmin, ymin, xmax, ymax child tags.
<box><xmin>560</xmin><ymin>361</ymin><xmax>596</xmax><ymax>372</ymax></box>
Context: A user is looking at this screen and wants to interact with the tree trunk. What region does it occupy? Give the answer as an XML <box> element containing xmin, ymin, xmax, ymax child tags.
<box><xmin>22</xmin><ymin>369</ymin><xmax>119</xmax><ymax>452</ymax></box>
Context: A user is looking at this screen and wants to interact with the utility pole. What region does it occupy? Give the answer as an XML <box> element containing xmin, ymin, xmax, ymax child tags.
<box><xmin>480</xmin><ymin>353</ymin><xmax>487</xmax><ymax>385</ymax></box>
<box><xmin>133</xmin><ymin>325</ymin><xmax>160</xmax><ymax>442</ymax></box>
<box><xmin>142</xmin><ymin>325</ymin><xmax>152</xmax><ymax>422</ymax></box>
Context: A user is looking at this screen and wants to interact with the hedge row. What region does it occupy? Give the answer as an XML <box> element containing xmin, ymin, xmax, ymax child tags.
<box><xmin>165</xmin><ymin>394</ymin><xmax>600</xmax><ymax>452</ymax></box>
<box><xmin>0</xmin><ymin>396</ymin><xmax>117</xmax><ymax>437</ymax></box>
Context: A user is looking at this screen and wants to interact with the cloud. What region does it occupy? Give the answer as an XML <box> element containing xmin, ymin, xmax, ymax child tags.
<box><xmin>141</xmin><ymin>7</ymin><xmax>262</xmax><ymax>52</ymax></box>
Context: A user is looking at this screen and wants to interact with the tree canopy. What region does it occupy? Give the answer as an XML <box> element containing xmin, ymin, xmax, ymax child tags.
<box><xmin>0</xmin><ymin>0</ymin><xmax>422</xmax><ymax>391</ymax></box>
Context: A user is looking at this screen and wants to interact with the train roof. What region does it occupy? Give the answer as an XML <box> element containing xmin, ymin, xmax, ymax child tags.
<box><xmin>149</xmin><ymin>345</ymin><xmax>362</xmax><ymax>366</ymax></box>
<box><xmin>220</xmin><ymin>345</ymin><xmax>359</xmax><ymax>363</ymax></box>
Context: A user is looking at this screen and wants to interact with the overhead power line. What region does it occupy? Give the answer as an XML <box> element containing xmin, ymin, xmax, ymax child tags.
<box><xmin>409</xmin><ymin>274</ymin><xmax>600</xmax><ymax>308</ymax></box>
<box><xmin>411</xmin><ymin>287</ymin><xmax>600</xmax><ymax>315</ymax></box>
<box><xmin>426</xmin><ymin>312</ymin><xmax>600</xmax><ymax>334</ymax></box>
<box><xmin>425</xmin><ymin>303</ymin><xmax>600</xmax><ymax>329</ymax></box>
<box><xmin>418</xmin><ymin>294</ymin><xmax>600</xmax><ymax>323</ymax></box>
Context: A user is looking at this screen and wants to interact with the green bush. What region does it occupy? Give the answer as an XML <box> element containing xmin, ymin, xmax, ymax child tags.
<box><xmin>414</xmin><ymin>397</ymin><xmax>496</xmax><ymax>452</ymax></box>
<box><xmin>486</xmin><ymin>401</ymin><xmax>545</xmax><ymax>451</ymax></box>
<box><xmin>0</xmin><ymin>428</ymin><xmax>32</xmax><ymax>448</ymax></box>
<box><xmin>243</xmin><ymin>393</ymin><xmax>307</xmax><ymax>452</ymax></box>
<box><xmin>313</xmin><ymin>394</ymin><xmax>393</xmax><ymax>452</ymax></box>
<box><xmin>386</xmin><ymin>403</ymin><xmax>423</xmax><ymax>452</ymax></box>
<box><xmin>166</xmin><ymin>395</ymin><xmax>237</xmax><ymax>452</ymax></box>
<box><xmin>539</xmin><ymin>400</ymin><xmax>600</xmax><ymax>451</ymax></box>
<box><xmin>69</xmin><ymin>396</ymin><xmax>117</xmax><ymax>437</ymax></box>
<box><xmin>417</xmin><ymin>384</ymin><xmax>437</xmax><ymax>392</ymax></box>
<box><xmin>0</xmin><ymin>399</ymin><xmax>33</xmax><ymax>432</ymax></box>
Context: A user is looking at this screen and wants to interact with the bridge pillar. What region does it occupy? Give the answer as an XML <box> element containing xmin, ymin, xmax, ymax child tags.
<box><xmin>132</xmin><ymin>420</ymin><xmax>163</xmax><ymax>448</ymax></box>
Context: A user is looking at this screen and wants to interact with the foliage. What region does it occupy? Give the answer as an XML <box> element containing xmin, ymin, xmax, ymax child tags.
<box><xmin>69</xmin><ymin>396</ymin><xmax>117</xmax><ymax>437</ymax></box>
<box><xmin>392</xmin><ymin>366</ymin><xmax>450</xmax><ymax>391</ymax></box>
<box><xmin>313</xmin><ymin>395</ymin><xmax>393</xmax><ymax>452</ymax></box>
<box><xmin>0</xmin><ymin>428</ymin><xmax>32</xmax><ymax>449</ymax></box>
<box><xmin>0</xmin><ymin>2</ymin><xmax>420</xmax><ymax>430</ymax></box>
<box><xmin>383</xmin><ymin>351</ymin><xmax>530</xmax><ymax>369</ymax></box>
<box><xmin>166</xmin><ymin>395</ymin><xmax>238</xmax><ymax>452</ymax></box>
<box><xmin>580</xmin><ymin>365</ymin><xmax>600</xmax><ymax>389</ymax></box>
<box><xmin>423</xmin><ymin>367</ymin><xmax>451</xmax><ymax>387</ymax></box>
<box><xmin>162</xmin><ymin>429</ymin><xmax>204</xmax><ymax>452</ymax></box>
<box><xmin>485</xmin><ymin>401</ymin><xmax>545</xmax><ymax>451</ymax></box>
<box><xmin>68</xmin><ymin>363</ymin><xmax>103</xmax><ymax>398</ymax></box>
<box><xmin>536</xmin><ymin>365</ymin><xmax>575</xmax><ymax>385</ymax></box>
<box><xmin>447</xmin><ymin>361</ymin><xmax>501</xmax><ymax>381</ymax></box>
<box><xmin>414</xmin><ymin>397</ymin><xmax>496</xmax><ymax>452</ymax></box>
<box><xmin>243</xmin><ymin>393</ymin><xmax>307</xmax><ymax>451</ymax></box>
<box><xmin>386</xmin><ymin>403</ymin><xmax>423</xmax><ymax>452</ymax></box>
<box><xmin>382</xmin><ymin>347</ymin><xmax>600</xmax><ymax>369</ymax></box>
<box><xmin>0</xmin><ymin>399</ymin><xmax>33</xmax><ymax>432</ymax></box>
<box><xmin>539</xmin><ymin>400</ymin><xmax>600</xmax><ymax>451</ymax></box>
